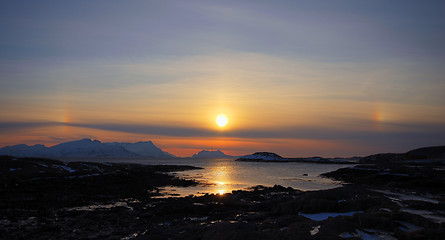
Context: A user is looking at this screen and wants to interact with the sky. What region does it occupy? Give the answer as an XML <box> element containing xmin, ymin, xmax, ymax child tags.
<box><xmin>1</xmin><ymin>0</ymin><xmax>445</xmax><ymax>157</ymax></box>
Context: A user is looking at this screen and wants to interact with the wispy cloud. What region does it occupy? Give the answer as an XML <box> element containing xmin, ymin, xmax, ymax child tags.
<box><xmin>2</xmin><ymin>120</ymin><xmax>444</xmax><ymax>144</ymax></box>
<box><xmin>0</xmin><ymin>122</ymin><xmax>58</xmax><ymax>132</ymax></box>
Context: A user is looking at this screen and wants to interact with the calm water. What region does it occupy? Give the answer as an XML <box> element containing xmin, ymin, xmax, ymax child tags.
<box><xmin>61</xmin><ymin>157</ymin><xmax>352</xmax><ymax>196</ymax></box>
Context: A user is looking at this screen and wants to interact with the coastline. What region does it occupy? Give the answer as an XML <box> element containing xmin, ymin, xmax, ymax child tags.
<box><xmin>1</xmin><ymin>155</ymin><xmax>444</xmax><ymax>239</ymax></box>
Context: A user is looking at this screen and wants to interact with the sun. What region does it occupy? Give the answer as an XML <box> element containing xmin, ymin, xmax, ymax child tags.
<box><xmin>216</xmin><ymin>114</ymin><xmax>228</xmax><ymax>127</ymax></box>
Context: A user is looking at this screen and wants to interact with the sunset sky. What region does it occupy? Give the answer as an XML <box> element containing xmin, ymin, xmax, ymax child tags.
<box><xmin>1</xmin><ymin>1</ymin><xmax>445</xmax><ymax>157</ymax></box>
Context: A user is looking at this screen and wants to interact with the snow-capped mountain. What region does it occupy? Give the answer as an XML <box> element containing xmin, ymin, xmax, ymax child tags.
<box><xmin>50</xmin><ymin>139</ymin><xmax>137</xmax><ymax>157</ymax></box>
<box><xmin>192</xmin><ymin>150</ymin><xmax>233</xmax><ymax>159</ymax></box>
<box><xmin>0</xmin><ymin>144</ymin><xmax>50</xmax><ymax>157</ymax></box>
<box><xmin>107</xmin><ymin>141</ymin><xmax>175</xmax><ymax>158</ymax></box>
<box><xmin>0</xmin><ymin>139</ymin><xmax>175</xmax><ymax>158</ymax></box>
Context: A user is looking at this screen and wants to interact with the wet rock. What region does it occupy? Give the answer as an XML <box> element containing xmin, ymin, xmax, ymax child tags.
<box><xmin>1</xmin><ymin>156</ymin><xmax>444</xmax><ymax>239</ymax></box>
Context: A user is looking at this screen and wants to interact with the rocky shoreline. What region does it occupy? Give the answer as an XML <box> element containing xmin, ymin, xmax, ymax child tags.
<box><xmin>1</xmin><ymin>155</ymin><xmax>444</xmax><ymax>239</ymax></box>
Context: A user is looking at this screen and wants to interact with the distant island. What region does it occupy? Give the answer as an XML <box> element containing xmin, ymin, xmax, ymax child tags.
<box><xmin>191</xmin><ymin>150</ymin><xmax>235</xmax><ymax>159</ymax></box>
<box><xmin>236</xmin><ymin>152</ymin><xmax>360</xmax><ymax>164</ymax></box>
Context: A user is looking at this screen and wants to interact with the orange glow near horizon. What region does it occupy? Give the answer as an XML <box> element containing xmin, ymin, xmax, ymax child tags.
<box><xmin>1</xmin><ymin>99</ymin><xmax>444</xmax><ymax>158</ymax></box>
<box><xmin>0</xmin><ymin>123</ymin><xmax>380</xmax><ymax>158</ymax></box>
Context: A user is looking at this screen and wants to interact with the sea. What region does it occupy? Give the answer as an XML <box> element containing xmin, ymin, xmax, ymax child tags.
<box><xmin>61</xmin><ymin>157</ymin><xmax>354</xmax><ymax>197</ymax></box>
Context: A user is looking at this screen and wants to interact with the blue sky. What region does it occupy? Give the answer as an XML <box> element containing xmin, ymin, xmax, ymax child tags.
<box><xmin>1</xmin><ymin>1</ymin><xmax>444</xmax><ymax>156</ymax></box>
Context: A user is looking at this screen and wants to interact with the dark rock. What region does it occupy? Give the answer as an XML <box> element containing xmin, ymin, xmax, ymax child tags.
<box><xmin>322</xmin><ymin>164</ymin><xmax>445</xmax><ymax>193</ymax></box>
<box><xmin>1</xmin><ymin>155</ymin><xmax>444</xmax><ymax>240</ymax></box>
<box><xmin>359</xmin><ymin>146</ymin><xmax>445</xmax><ymax>164</ymax></box>
<box><xmin>360</xmin><ymin>153</ymin><xmax>407</xmax><ymax>164</ymax></box>
<box><xmin>407</xmin><ymin>146</ymin><xmax>445</xmax><ymax>160</ymax></box>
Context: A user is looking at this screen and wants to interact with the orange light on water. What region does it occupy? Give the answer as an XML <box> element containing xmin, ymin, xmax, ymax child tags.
<box><xmin>213</xmin><ymin>165</ymin><xmax>230</xmax><ymax>195</ymax></box>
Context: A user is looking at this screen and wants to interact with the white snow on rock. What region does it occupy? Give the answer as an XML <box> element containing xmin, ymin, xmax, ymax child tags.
<box><xmin>340</xmin><ymin>229</ymin><xmax>397</xmax><ymax>240</ymax></box>
<box><xmin>53</xmin><ymin>165</ymin><xmax>77</xmax><ymax>173</ymax></box>
<box><xmin>50</xmin><ymin>139</ymin><xmax>137</xmax><ymax>157</ymax></box>
<box><xmin>310</xmin><ymin>225</ymin><xmax>320</xmax><ymax>235</ymax></box>
<box><xmin>396</xmin><ymin>221</ymin><xmax>424</xmax><ymax>232</ymax></box>
<box><xmin>355</xmin><ymin>229</ymin><xmax>397</xmax><ymax>240</ymax></box>
<box><xmin>107</xmin><ymin>141</ymin><xmax>175</xmax><ymax>158</ymax></box>
<box><xmin>400</xmin><ymin>208</ymin><xmax>445</xmax><ymax>224</ymax></box>
<box><xmin>300</xmin><ymin>211</ymin><xmax>363</xmax><ymax>221</ymax></box>
<box><xmin>374</xmin><ymin>190</ymin><xmax>439</xmax><ymax>204</ymax></box>
<box><xmin>0</xmin><ymin>138</ymin><xmax>175</xmax><ymax>158</ymax></box>
<box><xmin>0</xmin><ymin>144</ymin><xmax>50</xmax><ymax>157</ymax></box>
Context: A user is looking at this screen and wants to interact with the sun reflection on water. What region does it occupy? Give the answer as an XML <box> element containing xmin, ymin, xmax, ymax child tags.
<box><xmin>212</xmin><ymin>166</ymin><xmax>230</xmax><ymax>195</ymax></box>
<box><xmin>154</xmin><ymin>159</ymin><xmax>345</xmax><ymax>198</ymax></box>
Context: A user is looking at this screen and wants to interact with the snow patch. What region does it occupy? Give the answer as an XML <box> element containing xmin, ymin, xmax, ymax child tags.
<box><xmin>396</xmin><ymin>221</ymin><xmax>424</xmax><ymax>232</ymax></box>
<box><xmin>0</xmin><ymin>139</ymin><xmax>175</xmax><ymax>158</ymax></box>
<box><xmin>374</xmin><ymin>190</ymin><xmax>439</xmax><ymax>204</ymax></box>
<box><xmin>355</xmin><ymin>229</ymin><xmax>397</xmax><ymax>240</ymax></box>
<box><xmin>339</xmin><ymin>232</ymin><xmax>356</xmax><ymax>238</ymax></box>
<box><xmin>400</xmin><ymin>208</ymin><xmax>445</xmax><ymax>224</ymax></box>
<box><xmin>65</xmin><ymin>201</ymin><xmax>133</xmax><ymax>211</ymax></box>
<box><xmin>379</xmin><ymin>208</ymin><xmax>392</xmax><ymax>213</ymax></box>
<box><xmin>300</xmin><ymin>211</ymin><xmax>363</xmax><ymax>221</ymax></box>
<box><xmin>351</xmin><ymin>167</ymin><xmax>379</xmax><ymax>171</ymax></box>
<box><xmin>310</xmin><ymin>225</ymin><xmax>320</xmax><ymax>235</ymax></box>
<box><xmin>377</xmin><ymin>172</ymin><xmax>410</xmax><ymax>177</ymax></box>
<box><xmin>53</xmin><ymin>165</ymin><xmax>76</xmax><ymax>173</ymax></box>
<box><xmin>65</xmin><ymin>173</ymin><xmax>101</xmax><ymax>179</ymax></box>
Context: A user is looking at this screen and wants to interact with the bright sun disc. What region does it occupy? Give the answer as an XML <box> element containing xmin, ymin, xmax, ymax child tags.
<box><xmin>216</xmin><ymin>114</ymin><xmax>228</xmax><ymax>127</ymax></box>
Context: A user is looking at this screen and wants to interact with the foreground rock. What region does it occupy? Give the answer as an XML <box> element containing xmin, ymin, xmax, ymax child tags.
<box><xmin>322</xmin><ymin>164</ymin><xmax>445</xmax><ymax>193</ymax></box>
<box><xmin>1</xmin><ymin>155</ymin><xmax>444</xmax><ymax>239</ymax></box>
<box><xmin>322</xmin><ymin>156</ymin><xmax>445</xmax><ymax>239</ymax></box>
<box><xmin>360</xmin><ymin>145</ymin><xmax>445</xmax><ymax>164</ymax></box>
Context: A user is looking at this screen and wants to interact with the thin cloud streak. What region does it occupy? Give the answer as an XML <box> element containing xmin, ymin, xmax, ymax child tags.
<box><xmin>0</xmin><ymin>122</ymin><xmax>58</xmax><ymax>132</ymax></box>
<box><xmin>2</xmin><ymin>121</ymin><xmax>444</xmax><ymax>144</ymax></box>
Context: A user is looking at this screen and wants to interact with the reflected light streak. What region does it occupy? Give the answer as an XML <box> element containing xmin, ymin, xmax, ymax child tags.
<box><xmin>212</xmin><ymin>166</ymin><xmax>230</xmax><ymax>195</ymax></box>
